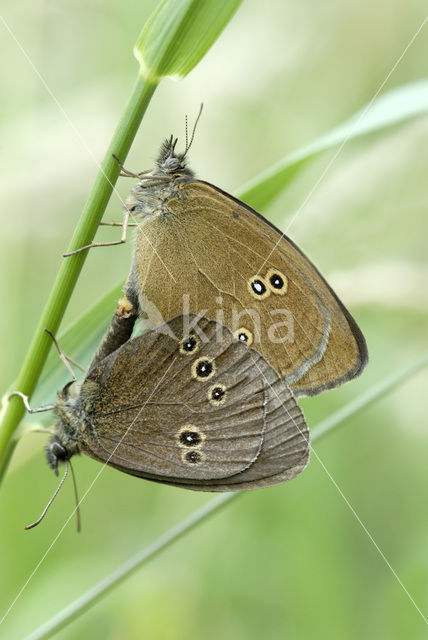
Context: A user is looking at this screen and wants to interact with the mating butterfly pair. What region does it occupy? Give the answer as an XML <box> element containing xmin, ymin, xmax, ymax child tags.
<box><xmin>20</xmin><ymin>135</ymin><xmax>367</xmax><ymax>506</ymax></box>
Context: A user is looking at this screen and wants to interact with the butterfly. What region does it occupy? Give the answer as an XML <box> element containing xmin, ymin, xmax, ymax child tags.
<box><xmin>37</xmin><ymin>312</ymin><xmax>310</xmax><ymax>493</ymax></box>
<box><xmin>111</xmin><ymin>135</ymin><xmax>368</xmax><ymax>397</ymax></box>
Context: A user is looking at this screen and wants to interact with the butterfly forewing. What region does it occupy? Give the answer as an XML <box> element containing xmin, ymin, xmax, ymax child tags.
<box><xmin>128</xmin><ymin>181</ymin><xmax>367</xmax><ymax>396</ymax></box>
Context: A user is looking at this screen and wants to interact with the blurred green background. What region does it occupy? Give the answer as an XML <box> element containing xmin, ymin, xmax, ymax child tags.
<box><xmin>1</xmin><ymin>0</ymin><xmax>428</xmax><ymax>638</ymax></box>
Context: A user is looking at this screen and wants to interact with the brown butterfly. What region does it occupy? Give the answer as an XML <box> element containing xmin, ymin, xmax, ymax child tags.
<box><xmin>113</xmin><ymin>137</ymin><xmax>368</xmax><ymax>397</ymax></box>
<box><xmin>19</xmin><ymin>312</ymin><xmax>310</xmax><ymax>495</ymax></box>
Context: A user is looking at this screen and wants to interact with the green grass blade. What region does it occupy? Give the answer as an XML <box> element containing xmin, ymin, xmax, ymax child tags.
<box><xmin>29</xmin><ymin>283</ymin><xmax>125</xmax><ymax>412</ymax></box>
<box><xmin>0</xmin><ymin>76</ymin><xmax>157</xmax><ymax>479</ymax></box>
<box><xmin>22</xmin><ymin>353</ymin><xmax>428</xmax><ymax>640</ymax></box>
<box><xmin>239</xmin><ymin>79</ymin><xmax>428</xmax><ymax>210</ymax></box>
<box><xmin>0</xmin><ymin>282</ymin><xmax>125</xmax><ymax>446</ymax></box>
<box><xmin>10</xmin><ymin>78</ymin><xmax>428</xmax><ymax>446</ymax></box>
<box><xmin>135</xmin><ymin>0</ymin><xmax>242</xmax><ymax>81</ymax></box>
<box><xmin>0</xmin><ymin>0</ymin><xmax>243</xmax><ymax>478</ymax></box>
<box><xmin>12</xmin><ymin>77</ymin><xmax>428</xmax><ymax>436</ymax></box>
<box><xmin>24</xmin><ymin>494</ymin><xmax>240</xmax><ymax>640</ymax></box>
<box><xmin>311</xmin><ymin>351</ymin><xmax>428</xmax><ymax>442</ymax></box>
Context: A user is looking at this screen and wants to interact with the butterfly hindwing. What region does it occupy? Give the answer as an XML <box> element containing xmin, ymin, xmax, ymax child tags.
<box><xmin>76</xmin><ymin>315</ymin><xmax>310</xmax><ymax>490</ymax></box>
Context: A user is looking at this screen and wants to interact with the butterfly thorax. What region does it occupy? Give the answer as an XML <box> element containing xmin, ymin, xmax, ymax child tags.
<box><xmin>125</xmin><ymin>137</ymin><xmax>195</xmax><ymax>221</ymax></box>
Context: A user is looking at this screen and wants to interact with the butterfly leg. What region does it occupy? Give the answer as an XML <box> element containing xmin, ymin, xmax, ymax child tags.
<box><xmin>8</xmin><ymin>391</ymin><xmax>56</xmax><ymax>413</ymax></box>
<box><xmin>44</xmin><ymin>328</ymin><xmax>86</xmax><ymax>381</ymax></box>
<box><xmin>62</xmin><ymin>210</ymin><xmax>131</xmax><ymax>257</ymax></box>
<box><xmin>88</xmin><ymin>296</ymin><xmax>138</xmax><ymax>371</ymax></box>
<box><xmin>99</xmin><ymin>221</ymin><xmax>138</xmax><ymax>227</ymax></box>
<box><xmin>9</xmin><ymin>329</ymin><xmax>85</xmax><ymax>413</ymax></box>
<box><xmin>112</xmin><ymin>154</ymin><xmax>151</xmax><ymax>178</ymax></box>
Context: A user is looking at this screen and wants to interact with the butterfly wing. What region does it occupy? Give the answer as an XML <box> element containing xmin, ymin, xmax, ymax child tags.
<box><xmin>128</xmin><ymin>181</ymin><xmax>367</xmax><ymax>396</ymax></box>
<box><xmin>77</xmin><ymin>315</ymin><xmax>309</xmax><ymax>490</ymax></box>
<box><xmin>178</xmin><ymin>366</ymin><xmax>310</xmax><ymax>491</ymax></box>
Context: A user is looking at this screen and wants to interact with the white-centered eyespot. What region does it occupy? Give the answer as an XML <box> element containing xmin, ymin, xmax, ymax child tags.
<box><xmin>266</xmin><ymin>268</ymin><xmax>288</xmax><ymax>295</ymax></box>
<box><xmin>179</xmin><ymin>333</ymin><xmax>201</xmax><ymax>355</ymax></box>
<box><xmin>234</xmin><ymin>327</ymin><xmax>254</xmax><ymax>346</ymax></box>
<box><xmin>247</xmin><ymin>275</ymin><xmax>270</xmax><ymax>300</ymax></box>
<box><xmin>182</xmin><ymin>449</ymin><xmax>205</xmax><ymax>465</ymax></box>
<box><xmin>177</xmin><ymin>424</ymin><xmax>205</xmax><ymax>448</ymax></box>
<box><xmin>208</xmin><ymin>383</ymin><xmax>227</xmax><ymax>406</ymax></box>
<box><xmin>191</xmin><ymin>357</ymin><xmax>216</xmax><ymax>381</ymax></box>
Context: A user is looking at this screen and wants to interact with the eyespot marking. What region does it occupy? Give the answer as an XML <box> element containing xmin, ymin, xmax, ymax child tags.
<box><xmin>191</xmin><ymin>357</ymin><xmax>216</xmax><ymax>380</ymax></box>
<box><xmin>266</xmin><ymin>268</ymin><xmax>288</xmax><ymax>295</ymax></box>
<box><xmin>208</xmin><ymin>384</ymin><xmax>227</xmax><ymax>405</ymax></box>
<box><xmin>183</xmin><ymin>450</ymin><xmax>204</xmax><ymax>465</ymax></box>
<box><xmin>177</xmin><ymin>424</ymin><xmax>205</xmax><ymax>448</ymax></box>
<box><xmin>234</xmin><ymin>327</ymin><xmax>253</xmax><ymax>346</ymax></box>
<box><xmin>247</xmin><ymin>275</ymin><xmax>270</xmax><ymax>300</ymax></box>
<box><xmin>179</xmin><ymin>334</ymin><xmax>200</xmax><ymax>355</ymax></box>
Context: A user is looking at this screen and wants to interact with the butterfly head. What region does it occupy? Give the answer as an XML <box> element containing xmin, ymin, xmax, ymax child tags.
<box><xmin>155</xmin><ymin>104</ymin><xmax>203</xmax><ymax>177</ymax></box>
<box><xmin>155</xmin><ymin>135</ymin><xmax>194</xmax><ymax>179</ymax></box>
<box><xmin>125</xmin><ymin>136</ymin><xmax>195</xmax><ymax>218</ymax></box>
<box><xmin>45</xmin><ymin>436</ymin><xmax>73</xmax><ymax>476</ymax></box>
<box><xmin>47</xmin><ymin>381</ymin><xmax>82</xmax><ymax>475</ymax></box>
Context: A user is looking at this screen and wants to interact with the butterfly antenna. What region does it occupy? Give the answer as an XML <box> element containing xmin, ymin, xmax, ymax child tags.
<box><xmin>185</xmin><ymin>114</ymin><xmax>189</xmax><ymax>152</ymax></box>
<box><xmin>24</xmin><ymin>461</ymin><xmax>69</xmax><ymax>530</ymax></box>
<box><xmin>183</xmin><ymin>103</ymin><xmax>203</xmax><ymax>157</ymax></box>
<box><xmin>69</xmin><ymin>459</ymin><xmax>82</xmax><ymax>533</ymax></box>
